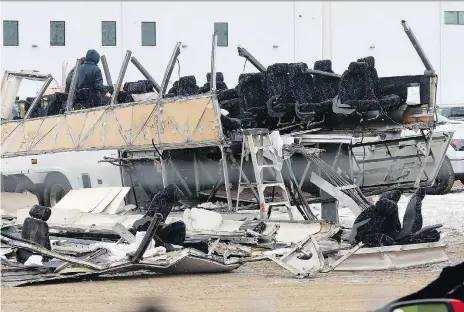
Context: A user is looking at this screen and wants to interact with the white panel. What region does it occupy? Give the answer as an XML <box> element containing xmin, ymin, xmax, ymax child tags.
<box><xmin>331</xmin><ymin>1</ymin><xmax>440</xmax><ymax>77</ymax></box>
<box><xmin>122</xmin><ymin>2</ymin><xmax>295</xmax><ymax>89</ymax></box>
<box><xmin>441</xmin><ymin>1</ymin><xmax>464</xmax><ymax>105</ymax></box>
<box><xmin>294</xmin><ymin>2</ymin><xmax>323</xmax><ymax>66</ymax></box>
<box><xmin>0</xmin><ymin>1</ymin><xmax>123</xmax><ymax>99</ymax></box>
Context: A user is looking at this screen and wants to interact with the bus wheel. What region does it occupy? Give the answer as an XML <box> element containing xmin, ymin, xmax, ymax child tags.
<box><xmin>43</xmin><ymin>173</ymin><xmax>72</xmax><ymax>207</ymax></box>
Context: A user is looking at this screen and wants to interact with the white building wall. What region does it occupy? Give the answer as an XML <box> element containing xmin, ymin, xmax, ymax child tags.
<box><xmin>1</xmin><ymin>1</ymin><xmax>461</xmax><ymax>105</ymax></box>
<box><xmin>441</xmin><ymin>1</ymin><xmax>464</xmax><ymax>105</ymax></box>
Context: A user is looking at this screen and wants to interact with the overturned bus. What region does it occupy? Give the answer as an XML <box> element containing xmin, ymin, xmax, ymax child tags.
<box><xmin>0</xmin><ymin>20</ymin><xmax>453</xmax><ymax>221</ymax></box>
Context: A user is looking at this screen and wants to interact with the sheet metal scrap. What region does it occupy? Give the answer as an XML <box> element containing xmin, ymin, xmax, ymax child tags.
<box><xmin>1</xmin><ymin>231</ymin><xmax>241</xmax><ymax>287</ymax></box>
<box><xmin>1</xmin><ymin>248</ymin><xmax>240</xmax><ymax>287</ymax></box>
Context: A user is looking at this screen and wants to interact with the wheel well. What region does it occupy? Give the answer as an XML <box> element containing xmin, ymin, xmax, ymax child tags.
<box><xmin>44</xmin><ymin>171</ymin><xmax>72</xmax><ymax>188</ymax></box>
<box><xmin>10</xmin><ymin>174</ymin><xmax>33</xmax><ymax>186</ymax></box>
<box><xmin>1</xmin><ymin>174</ymin><xmax>20</xmax><ymax>192</ymax></box>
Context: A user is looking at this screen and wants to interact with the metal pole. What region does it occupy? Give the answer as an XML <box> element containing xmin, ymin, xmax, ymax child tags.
<box><xmin>193</xmin><ymin>153</ymin><xmax>200</xmax><ymax>197</ymax></box>
<box><xmin>321</xmin><ymin>1</ymin><xmax>332</xmax><ymax>60</ymax></box>
<box><xmin>111</xmin><ymin>50</ymin><xmax>132</xmax><ymax>105</ymax></box>
<box><xmin>129</xmin><ymin>213</ymin><xmax>163</xmax><ymax>263</ymax></box>
<box><xmin>210</xmin><ymin>34</ymin><xmax>218</xmax><ymax>93</ymax></box>
<box><xmin>131</xmin><ymin>57</ymin><xmax>161</xmax><ymax>93</ymax></box>
<box><xmin>414</xmin><ymin>129</ymin><xmax>434</xmax><ymax>188</ymax></box>
<box><xmin>307</xmin><ymin>69</ymin><xmax>340</xmax><ymax>79</ymax></box>
<box><xmin>158</xmin><ymin>42</ymin><xmax>182</xmax><ymax>98</ymax></box>
<box><xmin>65</xmin><ymin>58</ymin><xmax>81</xmax><ymax>112</ymax></box>
<box><xmin>220</xmin><ymin>146</ymin><xmax>233</xmax><ymax>211</ymax></box>
<box><xmin>237</xmin><ymin>46</ymin><xmax>266</xmax><ymax>72</ymax></box>
<box><xmin>61</xmin><ymin>60</ymin><xmax>68</xmax><ymax>87</ymax></box>
<box><xmin>100</xmin><ymin>55</ymin><xmax>113</xmax><ymax>87</ymax></box>
<box><xmin>155</xmin><ymin>42</ymin><xmax>182</xmax><ymax>152</ymax></box>
<box><xmin>24</xmin><ymin>75</ymin><xmax>53</xmax><ymax>119</ymax></box>
<box><xmin>401</xmin><ymin>20</ymin><xmax>434</xmax><ymax>72</ymax></box>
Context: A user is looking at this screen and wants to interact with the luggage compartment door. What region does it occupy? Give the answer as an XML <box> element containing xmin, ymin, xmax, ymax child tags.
<box><xmin>350</xmin><ymin>131</ymin><xmax>453</xmax><ymax>189</ymax></box>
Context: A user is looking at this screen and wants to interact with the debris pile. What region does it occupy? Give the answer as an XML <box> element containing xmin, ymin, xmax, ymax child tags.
<box><xmin>0</xmin><ymin>183</ymin><xmax>449</xmax><ymax>288</ymax></box>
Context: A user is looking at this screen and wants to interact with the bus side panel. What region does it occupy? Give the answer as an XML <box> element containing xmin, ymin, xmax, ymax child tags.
<box><xmin>1</xmin><ymin>150</ymin><xmax>122</xmax><ymax>190</ymax></box>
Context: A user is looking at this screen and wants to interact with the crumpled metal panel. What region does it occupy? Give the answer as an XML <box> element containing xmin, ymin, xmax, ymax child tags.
<box><xmin>1</xmin><ymin>94</ymin><xmax>222</xmax><ymax>158</ymax></box>
<box><xmin>1</xmin><ymin>248</ymin><xmax>240</xmax><ymax>287</ymax></box>
<box><xmin>330</xmin><ymin>241</ymin><xmax>448</xmax><ymax>271</ymax></box>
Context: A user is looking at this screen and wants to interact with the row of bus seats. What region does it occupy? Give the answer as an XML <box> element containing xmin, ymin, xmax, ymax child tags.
<box><xmin>18</xmin><ymin>79</ymin><xmax>158</xmax><ymax>119</ymax></box>
<box><xmin>215</xmin><ymin>56</ymin><xmax>429</xmax><ymax>132</ymax></box>
<box><xmin>17</xmin><ymin>56</ymin><xmax>429</xmax><ymax>135</ymax></box>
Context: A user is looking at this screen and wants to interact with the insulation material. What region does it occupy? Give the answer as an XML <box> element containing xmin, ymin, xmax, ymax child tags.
<box><xmin>183</xmin><ymin>208</ymin><xmax>223</xmax><ymax>232</ymax></box>
<box><xmin>89</xmin><ymin>231</ymin><xmax>166</xmax><ymax>262</ymax></box>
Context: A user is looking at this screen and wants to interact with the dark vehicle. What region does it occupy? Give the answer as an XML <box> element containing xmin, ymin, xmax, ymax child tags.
<box><xmin>440</xmin><ymin>106</ymin><xmax>464</xmax><ymax>121</ymax></box>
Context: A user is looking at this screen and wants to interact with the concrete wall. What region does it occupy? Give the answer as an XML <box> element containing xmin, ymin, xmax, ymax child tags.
<box><xmin>1</xmin><ymin>1</ymin><xmax>462</xmax><ymax>105</ymax></box>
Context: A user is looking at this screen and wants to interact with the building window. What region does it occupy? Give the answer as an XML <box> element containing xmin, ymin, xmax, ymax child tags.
<box><xmin>50</xmin><ymin>21</ymin><xmax>65</xmax><ymax>46</ymax></box>
<box><xmin>3</xmin><ymin>20</ymin><xmax>19</xmax><ymax>46</ymax></box>
<box><xmin>459</xmin><ymin>12</ymin><xmax>464</xmax><ymax>25</ymax></box>
<box><xmin>102</xmin><ymin>21</ymin><xmax>116</xmax><ymax>46</ymax></box>
<box><xmin>81</xmin><ymin>174</ymin><xmax>92</xmax><ymax>188</ymax></box>
<box><xmin>141</xmin><ymin>22</ymin><xmax>156</xmax><ymax>46</ymax></box>
<box><xmin>214</xmin><ymin>22</ymin><xmax>228</xmax><ymax>47</ymax></box>
<box><xmin>444</xmin><ymin>11</ymin><xmax>464</xmax><ymax>25</ymax></box>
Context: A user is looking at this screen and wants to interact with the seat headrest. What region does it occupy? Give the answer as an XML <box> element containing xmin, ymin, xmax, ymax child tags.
<box><xmin>206</xmin><ymin>72</ymin><xmax>224</xmax><ymax>82</ymax></box>
<box><xmin>267</xmin><ymin>63</ymin><xmax>291</xmax><ymax>75</ymax></box>
<box><xmin>289</xmin><ymin>62</ymin><xmax>309</xmax><ymax>75</ymax></box>
<box><xmin>348</xmin><ymin>62</ymin><xmax>369</xmax><ymax>74</ymax></box>
<box><xmin>374</xmin><ymin>198</ymin><xmax>398</xmax><ymax>216</ymax></box>
<box><xmin>314</xmin><ymin>60</ymin><xmax>333</xmax><ymax>72</ymax></box>
<box><xmin>357</xmin><ymin>56</ymin><xmax>375</xmax><ymax>68</ymax></box>
<box><xmin>29</xmin><ymin>204</ymin><xmax>52</xmax><ymax>221</ymax></box>
<box><xmin>239</xmin><ymin>72</ymin><xmax>264</xmax><ymax>84</ymax></box>
<box><xmin>179</xmin><ymin>75</ymin><xmax>197</xmax><ymax>85</ymax></box>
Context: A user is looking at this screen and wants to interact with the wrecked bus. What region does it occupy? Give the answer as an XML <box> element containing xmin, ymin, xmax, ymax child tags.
<box><xmin>0</xmin><ymin>21</ymin><xmax>453</xmax><ymax>220</ymax></box>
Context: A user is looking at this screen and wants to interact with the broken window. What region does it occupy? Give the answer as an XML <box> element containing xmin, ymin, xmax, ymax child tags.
<box><xmin>102</xmin><ymin>21</ymin><xmax>117</xmax><ymax>46</ymax></box>
<box><xmin>141</xmin><ymin>22</ymin><xmax>156</xmax><ymax>46</ymax></box>
<box><xmin>3</xmin><ymin>21</ymin><xmax>19</xmax><ymax>46</ymax></box>
<box><xmin>444</xmin><ymin>11</ymin><xmax>459</xmax><ymax>25</ymax></box>
<box><xmin>50</xmin><ymin>21</ymin><xmax>65</xmax><ymax>46</ymax></box>
<box><xmin>214</xmin><ymin>22</ymin><xmax>228</xmax><ymax>47</ymax></box>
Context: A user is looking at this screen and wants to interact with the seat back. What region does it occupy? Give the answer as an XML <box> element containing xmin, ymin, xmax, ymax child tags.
<box><xmin>238</xmin><ymin>72</ymin><xmax>266</xmax><ymax>111</ymax></box>
<box><xmin>200</xmin><ymin>72</ymin><xmax>228</xmax><ymax>93</ymax></box>
<box><xmin>289</xmin><ymin>63</ymin><xmax>315</xmax><ymax>104</ymax></box>
<box><xmin>265</xmin><ymin>63</ymin><xmax>295</xmax><ymax>104</ymax></box>
<box><xmin>45</xmin><ymin>92</ymin><xmax>68</xmax><ymax>116</ymax></box>
<box><xmin>177</xmin><ymin>76</ymin><xmax>200</xmax><ymax>96</ymax></box>
<box><xmin>313</xmin><ymin>60</ymin><xmax>339</xmax><ymax>101</ymax></box>
<box><xmin>123</xmin><ymin>80</ymin><xmax>155</xmax><ymax>94</ymax></box>
<box><xmin>338</xmin><ymin>62</ymin><xmax>376</xmax><ymax>104</ymax></box>
<box><xmin>357</xmin><ymin>56</ymin><xmax>381</xmax><ymax>95</ymax></box>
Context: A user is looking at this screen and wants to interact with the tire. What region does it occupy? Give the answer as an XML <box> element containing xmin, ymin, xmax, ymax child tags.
<box><xmin>43</xmin><ymin>173</ymin><xmax>72</xmax><ymax>207</ymax></box>
<box><xmin>426</xmin><ymin>157</ymin><xmax>455</xmax><ymax>195</ymax></box>
<box><xmin>15</xmin><ymin>181</ymin><xmax>44</xmax><ymax>205</ymax></box>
